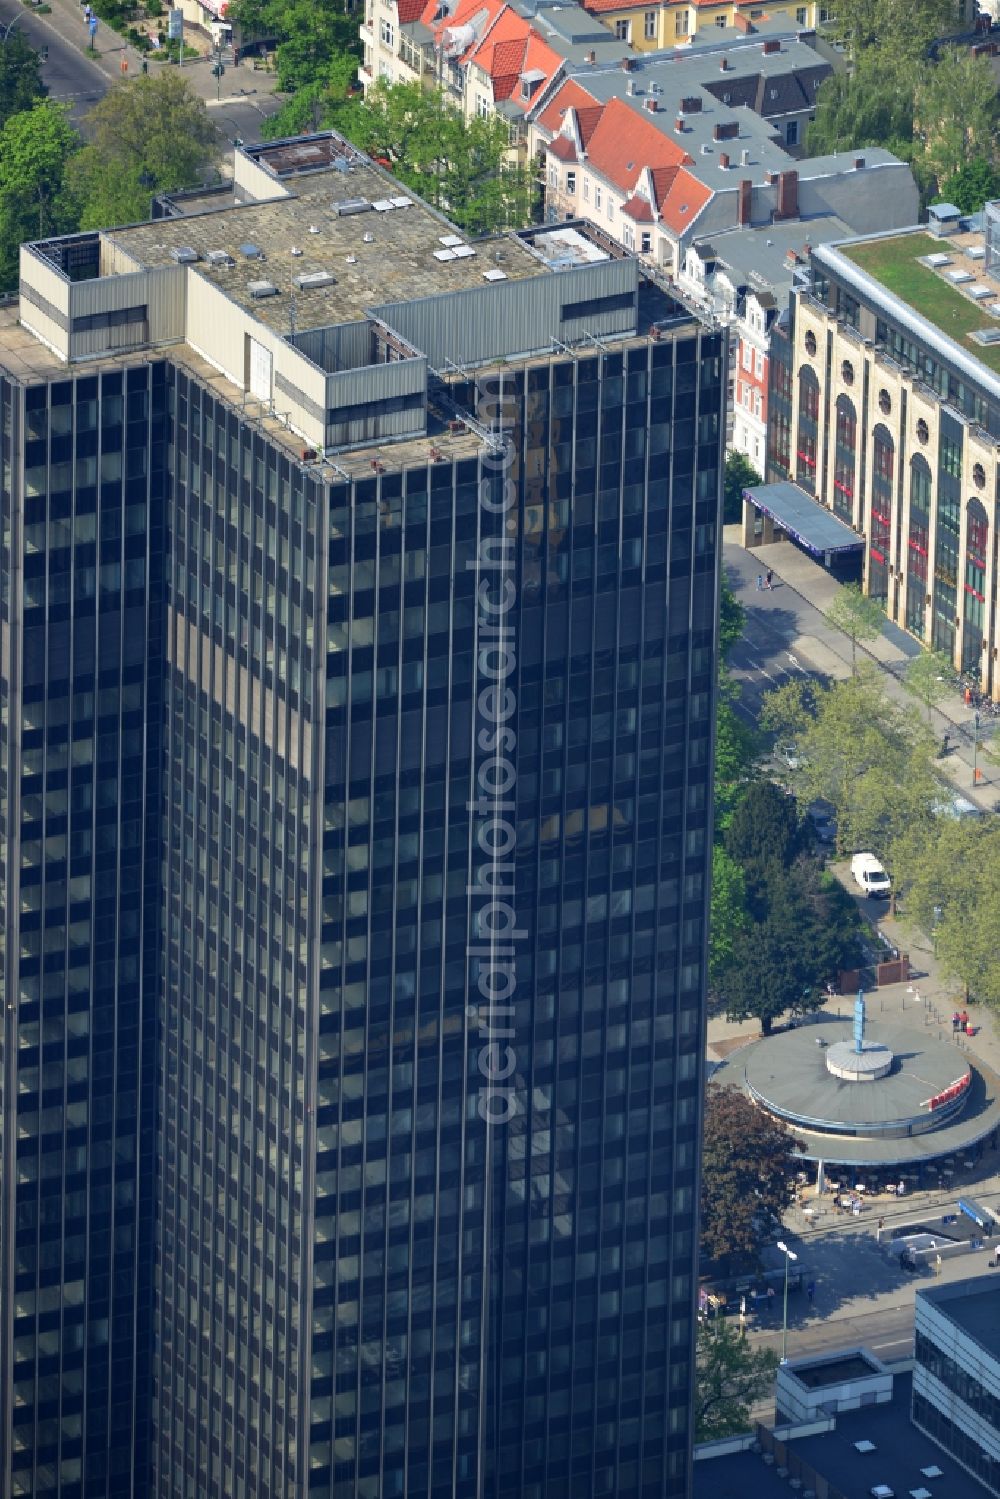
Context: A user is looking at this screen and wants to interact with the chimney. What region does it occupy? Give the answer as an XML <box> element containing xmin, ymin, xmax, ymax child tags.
<box><xmin>645</xmin><ymin>97</ymin><xmax>658</xmax><ymax>112</ymax></box>
<box><xmin>714</xmin><ymin>119</ymin><xmax>739</xmax><ymax>141</ymax></box>
<box><xmin>776</xmin><ymin>168</ymin><xmax>798</xmax><ymax>220</ymax></box>
<box><xmin>803</xmin><ymin>243</ymin><xmax>812</xmax><ymax>256</ymax></box>
<box><xmin>854</xmin><ymin>156</ymin><xmax>865</xmax><ymax>169</ymax></box>
<box><xmin>734</xmin><ymin>12</ymin><xmax>752</xmax><ymax>30</ymax></box>
<box><xmin>766</xmin><ymin>170</ymin><xmax>779</xmax><ymax>186</ymax></box>
<box><xmin>738</xmin><ymin>177</ymin><xmax>752</xmax><ymax>227</ymax></box>
<box><xmin>762</xmin><ymin>37</ymin><xmax>780</xmax><ymax>52</ymax></box>
<box><xmin>680</xmin><ymin>95</ymin><xmax>702</xmax><ymax>114</ymax></box>
<box><xmin>675</xmin><ymin>116</ymin><xmax>685</xmax><ymax>133</ymax></box>
<box><xmin>719</xmin><ymin>152</ymin><xmax>730</xmax><ymax>169</ymax></box>
<box><xmin>720</xmin><ymin>55</ymin><xmax>729</xmax><ymax>69</ymax></box>
<box><xmin>626</xmin><ymin>78</ymin><xmax>636</xmax><ymax>95</ymax></box>
<box><xmin>621</xmin><ymin>56</ymin><xmax>634</xmax><ymax>71</ymax></box>
<box><xmin>587</xmin><ymin>48</ymin><xmax>596</xmax><ymax>63</ymax></box>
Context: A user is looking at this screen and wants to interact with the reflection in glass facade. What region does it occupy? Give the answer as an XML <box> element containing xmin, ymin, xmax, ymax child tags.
<box><xmin>0</xmin><ymin>316</ymin><xmax>722</xmax><ymax>1498</ymax></box>
<box><xmin>1</xmin><ymin>366</ymin><xmax>164</xmax><ymax>1496</ymax></box>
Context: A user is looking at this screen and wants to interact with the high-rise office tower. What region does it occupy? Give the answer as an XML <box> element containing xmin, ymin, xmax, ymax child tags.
<box><xmin>0</xmin><ymin>132</ymin><xmax>723</xmax><ymax>1499</ymax></box>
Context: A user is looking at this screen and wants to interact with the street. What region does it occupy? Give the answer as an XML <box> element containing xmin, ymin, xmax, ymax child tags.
<box><xmin>0</xmin><ymin>0</ymin><xmax>282</xmax><ymax>144</ymax></box>
<box><xmin>0</xmin><ymin>0</ymin><xmax>105</xmax><ymax>121</ymax></box>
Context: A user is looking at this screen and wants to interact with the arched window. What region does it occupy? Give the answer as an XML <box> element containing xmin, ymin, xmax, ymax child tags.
<box><xmin>833</xmin><ymin>394</ymin><xmax>857</xmax><ymax>522</ymax></box>
<box><xmin>905</xmin><ymin>454</ymin><xmax>931</xmax><ymax>637</ymax></box>
<box><xmin>796</xmin><ymin>366</ymin><xmax>820</xmax><ymax>494</ymax></box>
<box><xmin>963</xmin><ymin>497</ymin><xmax>989</xmax><ymax>675</ymax></box>
<box><xmin>868</xmin><ymin>424</ymin><xmax>894</xmax><ymax>604</ymax></box>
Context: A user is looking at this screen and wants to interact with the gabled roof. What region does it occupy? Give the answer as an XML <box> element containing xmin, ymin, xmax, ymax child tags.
<box><xmin>536</xmin><ymin>78</ymin><xmax>603</xmax><ymax>137</ymax></box>
<box><xmin>432</xmin><ymin>0</ymin><xmax>506</xmax><ymax>63</ymax></box>
<box><xmin>621</xmin><ymin>196</ymin><xmax>654</xmax><ymax>222</ymax></box>
<box><xmin>584</xmin><ymin>98</ymin><xmax>689</xmax><ymax>195</ymax></box>
<box><xmin>548</xmin><ymin>135</ymin><xmax>579</xmax><ymax>162</ymax></box>
<box><xmin>397</xmin><ymin>0</ymin><xmax>427</xmax><ymax>22</ymax></box>
<box><xmin>465</xmin><ymin>5</ymin><xmax>563</xmax><ymax>106</ymax></box>
<box><xmin>658</xmin><ymin>167</ymin><xmax>712</xmax><ymax>235</ymax></box>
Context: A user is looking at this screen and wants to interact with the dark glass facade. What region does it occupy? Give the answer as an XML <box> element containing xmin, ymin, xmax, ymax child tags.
<box><xmin>0</xmin><ymin>318</ymin><xmax>722</xmax><ymax>1499</ymax></box>
<box><xmin>0</xmin><ymin>365</ymin><xmax>164</xmax><ymax>1497</ymax></box>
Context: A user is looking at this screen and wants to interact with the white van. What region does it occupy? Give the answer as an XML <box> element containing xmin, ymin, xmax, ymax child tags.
<box><xmin>850</xmin><ymin>852</ymin><xmax>891</xmax><ymax>899</ymax></box>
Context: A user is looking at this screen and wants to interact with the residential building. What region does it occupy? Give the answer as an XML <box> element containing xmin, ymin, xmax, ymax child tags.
<box><xmin>764</xmin><ymin>211</ymin><xmax>1000</xmax><ymax>694</ymax></box>
<box><xmin>678</xmin><ymin>216</ymin><xmax>853</xmax><ymax>465</ymax></box>
<box><xmin>535</xmin><ymin>36</ymin><xmax>917</xmax><ymax>275</ymax></box>
<box><xmin>0</xmin><ymin>130</ymin><xmax>723</xmax><ymax>1499</ymax></box>
<box><xmin>914</xmin><ymin>1276</ymin><xmax>1000</xmax><ymax>1495</ymax></box>
<box><xmin>577</xmin><ymin>0</ymin><xmax>825</xmax><ymax>52</ymax></box>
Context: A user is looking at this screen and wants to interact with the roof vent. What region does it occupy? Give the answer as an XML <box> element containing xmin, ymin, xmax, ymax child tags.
<box><xmin>483</xmin><ymin>268</ymin><xmax>507</xmax><ymax>281</ymax></box>
<box><xmin>294</xmin><ymin>270</ymin><xmax>336</xmax><ymax>289</ymax></box>
<box><xmin>170</xmin><ymin>246</ymin><xmax>199</xmax><ymax>264</ymax></box>
<box><xmin>332</xmin><ymin>155</ymin><xmax>352</xmax><ymax>173</ymax></box>
<box><xmin>309</xmin><ymin>225</ymin><xmax>320</xmax><ymax>233</ymax></box>
<box><xmin>290</xmin><ymin>246</ymin><xmax>303</xmax><ymax>257</ymax></box>
<box><xmin>346</xmin><ymin>254</ymin><xmax>358</xmax><ymax>264</ymax></box>
<box><xmin>206</xmin><ymin>250</ymin><xmax>235</xmax><ymax>268</ymax></box>
<box><xmin>741</xmin><ymin>149</ymin><xmax>750</xmax><ymax>165</ymax></box>
<box><xmin>626</xmin><ymin>78</ymin><xmax>637</xmax><ymax>95</ymax></box>
<box><xmin>335</xmin><ymin>199</ymin><xmax>372</xmax><ymax>216</ymax></box>
<box><xmin>248</xmin><ymin>280</ymin><xmax>278</xmax><ymax>299</ymax></box>
<box><xmin>239</xmin><ymin>242</ymin><xmax>264</xmax><ymax>259</ymax></box>
<box><xmin>363</xmin><ymin>231</ymin><xmax>375</xmax><ymax>243</ymax></box>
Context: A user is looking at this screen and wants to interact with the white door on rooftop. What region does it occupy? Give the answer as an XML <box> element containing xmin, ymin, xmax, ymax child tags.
<box><xmin>249</xmin><ymin>338</ymin><xmax>272</xmax><ymax>403</ymax></box>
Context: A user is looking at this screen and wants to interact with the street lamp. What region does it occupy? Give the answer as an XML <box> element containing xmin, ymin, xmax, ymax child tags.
<box><xmin>974</xmin><ymin>710</ymin><xmax>981</xmax><ymax>784</ymax></box>
<box><xmin>775</xmin><ymin>1240</ymin><xmax>798</xmax><ymax>1364</ymax></box>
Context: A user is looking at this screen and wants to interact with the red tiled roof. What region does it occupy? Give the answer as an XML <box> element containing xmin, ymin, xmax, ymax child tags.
<box><xmin>536</xmin><ymin>78</ymin><xmax>601</xmax><ymax>135</ymax></box>
<box><xmin>621</xmin><ymin>196</ymin><xmax>654</xmax><ymax>221</ymax></box>
<box><xmin>581</xmin><ymin>0</ymin><xmax>647</xmax><ymax>12</ymax></box>
<box><xmin>585</xmin><ymin>97</ymin><xmax>688</xmax><ymax>194</ymax></box>
<box><xmin>464</xmin><ymin>6</ymin><xmax>562</xmax><ymax>103</ymax></box>
<box><xmin>658</xmin><ymin>167</ymin><xmax>713</xmax><ymax>234</ymax></box>
<box><xmin>397</xmin><ymin>0</ymin><xmax>426</xmax><ymax>21</ymax></box>
<box><xmin>548</xmin><ymin>135</ymin><xmax>579</xmax><ymax>162</ymax></box>
<box><xmin>432</xmin><ymin>0</ymin><xmax>506</xmax><ymax>62</ymax></box>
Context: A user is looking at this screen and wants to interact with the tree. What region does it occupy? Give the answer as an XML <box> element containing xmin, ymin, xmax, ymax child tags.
<box><xmin>937</xmin><ymin>157</ymin><xmax>1000</xmax><ymax>215</ymax></box>
<box><xmin>724</xmin><ymin>781</ymin><xmax>801</xmax><ymax>892</ymax></box>
<box><xmin>826</xmin><ymin>583</ymin><xmax>885</xmax><ymax>674</ymax></box>
<box><xmin>261</xmin><ymin>53</ymin><xmax>357</xmax><ymax>141</ymax></box>
<box><xmin>724</xmin><ymin>451</ymin><xmax>761</xmax><ymax>526</ymax></box>
<box><xmin>826</xmin><ymin>0</ymin><xmax>951</xmax><ymax>64</ymax></box>
<box><xmin>903</xmin><ymin>817</ymin><xmax>1000</xmax><ymax>1007</ymax></box>
<box><xmin>338</xmin><ymin>81</ymin><xmax>537</xmax><ymax>234</ymax></box>
<box><xmin>807</xmin><ymin>57</ymin><xmax>915</xmax><ymax>161</ymax></box>
<box><xmin>915</xmin><ymin>48</ymin><xmax>999</xmax><ymax>197</ymax></box>
<box><xmin>719</xmin><ymin>579</ymin><xmax>745</xmax><ymax>659</ymax></box>
<box><xmin>700</xmin><ymin>1088</ymin><xmax>801</xmax><ymax>1265</ymax></box>
<box><xmin>696</xmin><ymin>1320</ymin><xmax>780</xmax><ymax>1443</ymax></box>
<box><xmin>0</xmin><ymin>29</ymin><xmax>46</xmax><ymax>134</ymax></box>
<box><xmin>719</xmin><ymin>859</ymin><xmax>862</xmax><ymax>1033</ymax></box>
<box><xmin>0</xmin><ymin>101</ymin><xmax>80</xmax><ymax>293</ymax></box>
<box><xmin>905</xmin><ymin>648</ymin><xmax>953</xmax><ymax>726</ymax></box>
<box><xmin>761</xmin><ymin>669</ymin><xmax>938</xmax><ymax>861</ymax></box>
<box><xmin>76</xmin><ymin>74</ymin><xmax>217</xmax><ymax>229</ymax></box>
<box><xmin>710</xmin><ymin>847</ymin><xmax>748</xmax><ymax>985</ymax></box>
<box><xmin>267</xmin><ymin>0</ymin><xmax>359</xmax><ymax>93</ymax></box>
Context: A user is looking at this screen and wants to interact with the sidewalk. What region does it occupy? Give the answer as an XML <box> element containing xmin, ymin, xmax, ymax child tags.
<box><xmin>726</xmin><ymin>524</ymin><xmax>998</xmax><ymax>813</ymax></box>
<box><xmin>26</xmin><ymin>0</ymin><xmax>280</xmax><ymax>105</ymax></box>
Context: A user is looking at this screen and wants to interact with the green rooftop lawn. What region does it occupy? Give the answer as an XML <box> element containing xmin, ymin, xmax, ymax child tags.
<box><xmin>842</xmin><ymin>231</ymin><xmax>1000</xmax><ymax>377</ymax></box>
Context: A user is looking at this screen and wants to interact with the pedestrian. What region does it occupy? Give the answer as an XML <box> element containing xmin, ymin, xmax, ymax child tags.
<box><xmin>766</xmin><ymin>569</ymin><xmax>773</xmax><ymax>590</ymax></box>
<box><xmin>806</xmin><ymin>1280</ymin><xmax>815</xmax><ymax>1304</ymax></box>
<box><xmin>953</xmin><ymin>1011</ymin><xmax>961</xmax><ymax>1033</ymax></box>
<box><xmin>960</xmin><ymin>1010</ymin><xmax>969</xmax><ymax>1031</ymax></box>
<box><xmin>756</xmin><ymin>573</ymin><xmax>763</xmax><ymax>591</ymax></box>
<box><xmin>878</xmin><ymin>1215</ymin><xmax>885</xmax><ymax>1232</ymax></box>
<box><xmin>967</xmin><ymin>1020</ymin><xmax>976</xmax><ymax>1038</ymax></box>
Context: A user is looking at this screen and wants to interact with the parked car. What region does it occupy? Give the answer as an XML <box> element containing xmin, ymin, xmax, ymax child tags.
<box><xmin>807</xmin><ymin>802</ymin><xmax>837</xmax><ymax>845</ymax></box>
<box><xmin>850</xmin><ymin>852</ymin><xmax>891</xmax><ymax>899</ymax></box>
